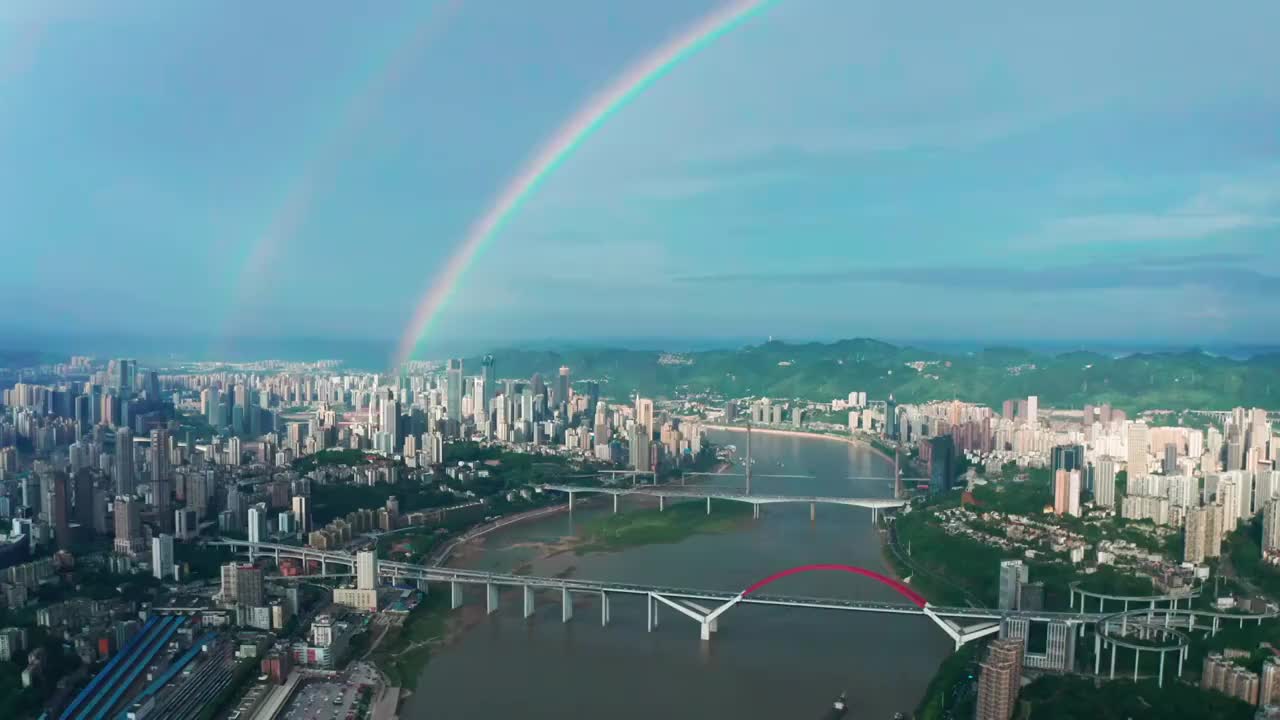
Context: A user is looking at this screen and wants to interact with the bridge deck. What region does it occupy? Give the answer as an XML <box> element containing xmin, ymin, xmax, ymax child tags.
<box><xmin>539</xmin><ymin>484</ymin><xmax>906</xmax><ymax>509</ymax></box>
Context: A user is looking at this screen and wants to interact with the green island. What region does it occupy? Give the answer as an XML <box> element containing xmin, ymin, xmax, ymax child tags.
<box><xmin>573</xmin><ymin>499</ymin><xmax>753</xmax><ymax>554</ymax></box>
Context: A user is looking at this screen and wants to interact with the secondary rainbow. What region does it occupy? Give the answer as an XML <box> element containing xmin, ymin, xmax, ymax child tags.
<box><xmin>223</xmin><ymin>2</ymin><xmax>457</xmax><ymax>338</ymax></box>
<box><xmin>393</xmin><ymin>0</ymin><xmax>773</xmax><ymax>367</ymax></box>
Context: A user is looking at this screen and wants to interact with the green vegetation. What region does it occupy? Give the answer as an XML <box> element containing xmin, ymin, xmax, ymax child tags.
<box><xmin>1020</xmin><ymin>675</ymin><xmax>1253</xmax><ymax>719</ymax></box>
<box><xmin>574</xmin><ymin>499</ymin><xmax>753</xmax><ymax>553</ymax></box>
<box><xmin>463</xmin><ymin>340</ymin><xmax>1280</xmax><ymax>411</ymax></box>
<box><xmin>293</xmin><ymin>448</ymin><xmax>376</xmax><ymax>475</ymax></box>
<box><xmin>174</xmin><ymin>543</ymin><xmax>235</xmax><ymax>580</ymax></box>
<box><xmin>1226</xmin><ymin>517</ymin><xmax>1280</xmax><ymax>598</ymax></box>
<box><xmin>914</xmin><ymin>642</ymin><xmax>980</xmax><ymax>720</ymax></box>
<box><xmin>310</xmin><ymin>480</ymin><xmax>456</xmax><ymax>526</ymax></box>
<box><xmin>370</xmin><ymin>592</ymin><xmax>450</xmax><ymax>689</ymax></box>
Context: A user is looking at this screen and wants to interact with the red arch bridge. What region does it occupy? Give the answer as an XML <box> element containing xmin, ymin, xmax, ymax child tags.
<box><xmin>216</xmin><ymin>540</ymin><xmax>1105</xmax><ymax>648</ymax></box>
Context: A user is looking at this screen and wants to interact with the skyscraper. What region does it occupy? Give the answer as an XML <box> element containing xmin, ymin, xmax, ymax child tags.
<box><xmin>1094</xmin><ymin>457</ymin><xmax>1118</xmax><ymax>509</ymax></box>
<box><xmin>357</xmin><ymin>550</ymin><xmax>378</xmax><ymax>590</ymax></box>
<box><xmin>481</xmin><ymin>355</ymin><xmax>496</xmax><ymax>417</ymax></box>
<box><xmin>1051</xmin><ymin>444</ymin><xmax>1084</xmax><ymax>474</ymax></box>
<box><xmin>113</xmin><ymin>495</ymin><xmax>142</xmax><ymax>556</ymax></box>
<box><xmin>1185</xmin><ymin>506</ymin><xmax>1208</xmax><ymax>564</ymax></box>
<box><xmin>446</xmin><ymin>359</ymin><xmax>463</xmax><ymax>423</ymax></box>
<box><xmin>152</xmin><ymin>534</ymin><xmax>174</xmax><ymax>580</ymax></box>
<box><xmin>976</xmin><ymin>639</ymin><xmax>1024</xmax><ymax>720</ymax></box>
<box><xmin>1264</xmin><ymin>499</ymin><xmax>1280</xmax><ymax>555</ymax></box>
<box><xmin>292</xmin><ymin>495</ymin><xmax>311</xmax><ymax>534</ymax></box>
<box><xmin>555</xmin><ymin>366</ymin><xmax>570</xmax><ymax>411</ymax></box>
<box><xmin>50</xmin><ymin>472</ymin><xmax>70</xmax><ymax>549</ymax></box>
<box><xmin>115</xmin><ymin>427</ymin><xmax>134</xmax><ymax>496</ymax></box>
<box><xmin>927</xmin><ymin>435</ymin><xmax>955</xmax><ymax>494</ymax></box>
<box><xmin>1053</xmin><ymin>470</ymin><xmax>1081</xmax><ymax>516</ymax></box>
<box><xmin>248</xmin><ymin>503</ymin><xmax>267</xmax><ymax>543</ymax></box>
<box><xmin>1025</xmin><ymin>396</ymin><xmax>1038</xmax><ymax>426</ymax></box>
<box><xmin>1127</xmin><ymin>423</ymin><xmax>1149</xmax><ymax>478</ymax></box>
<box><xmin>998</xmin><ymin>560</ymin><xmax>1027</xmax><ymax>611</ymax></box>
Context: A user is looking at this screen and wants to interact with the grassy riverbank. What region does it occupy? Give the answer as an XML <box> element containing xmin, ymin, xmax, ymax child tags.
<box><xmin>575</xmin><ymin>499</ymin><xmax>753</xmax><ymax>553</ymax></box>
<box><xmin>370</xmin><ymin>592</ymin><xmax>450</xmax><ymax>690</ymax></box>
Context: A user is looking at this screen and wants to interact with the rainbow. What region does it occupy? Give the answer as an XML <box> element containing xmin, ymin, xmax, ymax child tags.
<box><xmin>393</xmin><ymin>0</ymin><xmax>773</xmax><ymax>367</ymax></box>
<box><xmin>224</xmin><ymin>2</ymin><xmax>458</xmax><ymax>335</ymax></box>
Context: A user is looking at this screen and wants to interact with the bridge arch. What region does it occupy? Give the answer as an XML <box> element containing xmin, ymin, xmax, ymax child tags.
<box><xmin>742</xmin><ymin>564</ymin><xmax>927</xmax><ymax>609</ymax></box>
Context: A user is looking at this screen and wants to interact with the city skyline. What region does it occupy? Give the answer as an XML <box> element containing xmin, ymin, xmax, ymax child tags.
<box><xmin>2</xmin><ymin>0</ymin><xmax>1279</xmax><ymax>352</ymax></box>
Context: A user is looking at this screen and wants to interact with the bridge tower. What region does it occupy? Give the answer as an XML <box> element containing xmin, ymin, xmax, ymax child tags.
<box><xmin>745</xmin><ymin>420</ymin><xmax>753</xmax><ymax>495</ymax></box>
<box><xmin>893</xmin><ymin>448</ymin><xmax>902</xmax><ymax>500</ymax></box>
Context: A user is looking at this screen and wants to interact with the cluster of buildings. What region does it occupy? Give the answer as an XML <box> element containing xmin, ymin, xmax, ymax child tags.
<box><xmin>1199</xmin><ymin>653</ymin><xmax>1280</xmax><ymax>708</ymax></box>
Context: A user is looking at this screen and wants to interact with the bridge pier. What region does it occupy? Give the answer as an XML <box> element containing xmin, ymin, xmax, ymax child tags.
<box><xmin>1179</xmin><ymin>646</ymin><xmax>1185</xmax><ymax>678</ymax></box>
<box><xmin>752</xmin><ymin>504</ymin><xmax>760</xmax><ymax>520</ymax></box>
<box><xmin>871</xmin><ymin>507</ymin><xmax>877</xmax><ymax>525</ymax></box>
<box><xmin>1134</xmin><ymin>648</ymin><xmax>1140</xmax><ymax>682</ymax></box>
<box><xmin>600</xmin><ymin>592</ymin><xmax>610</xmax><ymax>627</ymax></box>
<box><xmin>561</xmin><ymin>588</ymin><xmax>573</xmax><ymax>622</ymax></box>
<box><xmin>659</xmin><ymin>496</ymin><xmax>664</xmax><ymax>512</ymax></box>
<box><xmin>700</xmin><ymin>620</ymin><xmax>712</xmax><ymax>642</ymax></box>
<box><xmin>486</xmin><ymin>583</ymin><xmax>498</xmax><ymax>614</ymax></box>
<box><xmin>321</xmin><ymin>559</ymin><xmax>327</xmax><ymax>575</ymax></box>
<box><xmin>568</xmin><ymin>491</ymin><xmax>574</xmax><ymax>513</ymax></box>
<box><xmin>613</xmin><ymin>494</ymin><xmax>618</xmax><ymax>514</ymax></box>
<box><xmin>706</xmin><ymin>497</ymin><xmax>711</xmax><ymax>515</ymax></box>
<box><xmin>1095</xmin><ymin>635</ymin><xmax>1102</xmax><ymax>675</ymax></box>
<box><xmin>1212</xmin><ymin>616</ymin><xmax>1219</xmax><ymax>637</ymax></box>
<box><xmin>523</xmin><ymin>586</ymin><xmax>535</xmax><ymax>619</ymax></box>
<box><xmin>451</xmin><ymin>581</ymin><xmax>463</xmax><ymax>610</ymax></box>
<box><xmin>1110</xmin><ymin>639</ymin><xmax>1117</xmax><ymax>680</ymax></box>
<box><xmin>1159</xmin><ymin>651</ymin><xmax>1166</xmax><ymax>688</ymax></box>
<box><xmin>647</xmin><ymin>594</ymin><xmax>658</xmax><ymax>632</ymax></box>
<box><xmin>418</xmin><ymin>579</ymin><xmax>430</xmax><ymax>594</ymax></box>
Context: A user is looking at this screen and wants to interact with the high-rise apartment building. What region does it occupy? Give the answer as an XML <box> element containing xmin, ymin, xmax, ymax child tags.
<box><xmin>357</xmin><ymin>550</ymin><xmax>377</xmax><ymax>590</ymax></box>
<box><xmin>113</xmin><ymin>495</ymin><xmax>143</xmax><ymax>556</ymax></box>
<box><xmin>1264</xmin><ymin>499</ymin><xmax>1280</xmax><ymax>555</ymax></box>
<box><xmin>976</xmin><ymin>639</ymin><xmax>1024</xmax><ymax>720</ymax></box>
<box><xmin>1128</xmin><ymin>423</ymin><xmax>1149</xmax><ymax>478</ymax></box>
<box><xmin>1053</xmin><ymin>470</ymin><xmax>1081</xmax><ymax>517</ymax></box>
<box><xmin>1094</xmin><ymin>457</ymin><xmax>1118</xmax><ymax>508</ymax></box>
<box><xmin>291</xmin><ymin>495</ymin><xmax>311</xmax><ymax>534</ymax></box>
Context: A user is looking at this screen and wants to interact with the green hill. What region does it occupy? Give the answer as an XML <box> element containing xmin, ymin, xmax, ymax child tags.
<box><xmin>465</xmin><ymin>339</ymin><xmax>1280</xmax><ymax>412</ymax></box>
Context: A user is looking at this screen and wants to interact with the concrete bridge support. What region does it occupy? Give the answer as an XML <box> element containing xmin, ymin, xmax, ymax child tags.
<box><xmin>418</xmin><ymin>579</ymin><xmax>429</xmax><ymax>594</ymax></box>
<box><xmin>647</xmin><ymin>594</ymin><xmax>659</xmax><ymax>632</ymax></box>
<box><xmin>568</xmin><ymin>491</ymin><xmax>575</xmax><ymax>513</ymax></box>
<box><xmin>1095</xmin><ymin>635</ymin><xmax>1102</xmax><ymax>675</ymax></box>
<box><xmin>451</xmin><ymin>581</ymin><xmax>463</xmax><ymax>610</ymax></box>
<box><xmin>810</xmin><ymin>503</ymin><xmax>816</xmax><ymax>522</ymax></box>
<box><xmin>561</xmin><ymin>588</ymin><xmax>573</xmax><ymax>623</ymax></box>
<box><xmin>1110</xmin><ymin>638</ymin><xmax>1118</xmax><ymax>680</ymax></box>
<box><xmin>706</xmin><ymin>497</ymin><xmax>711</xmax><ymax>515</ymax></box>
<box><xmin>600</xmin><ymin>592</ymin><xmax>611</xmax><ymax>627</ymax></box>
<box><xmin>659</xmin><ymin>496</ymin><xmax>664</xmax><ymax>512</ymax></box>
<box><xmin>486</xmin><ymin>583</ymin><xmax>499</xmax><ymax>614</ymax></box>
<box><xmin>523</xmin><ymin>586</ymin><xmax>535</xmax><ymax>619</ymax></box>
<box><xmin>613</xmin><ymin>494</ymin><xmax>619</xmax><ymax>514</ymax></box>
<box><xmin>752</xmin><ymin>504</ymin><xmax>760</xmax><ymax>520</ymax></box>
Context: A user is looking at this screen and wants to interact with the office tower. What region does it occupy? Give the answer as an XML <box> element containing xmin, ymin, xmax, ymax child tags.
<box><xmin>1219</xmin><ymin>478</ymin><xmax>1241</xmax><ymax>533</ymax></box>
<box><xmin>152</xmin><ymin>534</ymin><xmax>174</xmax><ymax>580</ymax></box>
<box><xmin>1001</xmin><ymin>400</ymin><xmax>1015</xmax><ymax>419</ymax></box>
<box><xmin>998</xmin><ymin>560</ymin><xmax>1027</xmax><ymax>611</ymax></box>
<box><xmin>1127</xmin><ymin>423</ymin><xmax>1149</xmax><ymax>478</ymax></box>
<box><xmin>629</xmin><ymin>424</ymin><xmax>651</xmax><ymax>471</ymax></box>
<box><xmin>291</xmin><ymin>495</ymin><xmax>310</xmax><ymax>534</ymax></box>
<box><xmin>248</xmin><ymin>503</ymin><xmax>267</xmax><ymax>543</ymax></box>
<box><xmin>1265</xmin><ymin>500</ymin><xmax>1280</xmax><ymax>554</ymax></box>
<box><xmin>357</xmin><ymin>550</ymin><xmax>377</xmax><ymax>590</ymax></box>
<box><xmin>1228</xmin><ymin>440</ymin><xmax>1244</xmax><ymax>472</ymax></box>
<box><xmin>74</xmin><ymin>394</ymin><xmax>91</xmax><ymax>439</ymax></box>
<box><xmin>1025</xmin><ymin>396</ymin><xmax>1038</xmax><ymax>426</ymax></box>
<box><xmin>586</xmin><ymin>381</ymin><xmax>600</xmax><ymax>418</ymax></box>
<box><xmin>928</xmin><ymin>435</ymin><xmax>955</xmax><ymax>494</ymax></box>
<box><xmin>446</xmin><ymin>359</ymin><xmax>463</xmax><ymax>423</ymax></box>
<box><xmin>976</xmin><ymin>639</ymin><xmax>1024</xmax><ymax>720</ymax></box>
<box><xmin>207</xmin><ymin>387</ymin><xmax>223</xmax><ymax>427</ymax></box>
<box><xmin>555</xmin><ymin>366</ymin><xmax>570</xmax><ymax>410</ymax></box>
<box><xmin>481</xmin><ymin>355</ymin><xmax>496</xmax><ymax>417</ymax></box>
<box><xmin>1051</xmin><ymin>445</ymin><xmax>1084</xmax><ymax>474</ymax></box>
<box><xmin>115</xmin><ymin>427</ymin><xmax>134</xmax><ymax>496</ymax></box>
<box><xmin>1053</xmin><ymin>470</ymin><xmax>1081</xmax><ymax>517</ymax></box>
<box><xmin>113</xmin><ymin>495</ymin><xmax>142</xmax><ymax>555</ymax></box>
<box><xmin>379</xmin><ymin>395</ymin><xmax>400</xmax><ymax>445</ymax></box>
<box><xmin>1094</xmin><ymin>457</ymin><xmax>1118</xmax><ymax>508</ymax></box>
<box><xmin>150</xmin><ymin>428</ymin><xmax>169</xmax><ymax>483</ymax></box>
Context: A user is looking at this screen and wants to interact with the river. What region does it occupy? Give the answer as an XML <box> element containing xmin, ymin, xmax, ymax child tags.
<box><xmin>404</xmin><ymin>430</ymin><xmax>951</xmax><ymax>719</ymax></box>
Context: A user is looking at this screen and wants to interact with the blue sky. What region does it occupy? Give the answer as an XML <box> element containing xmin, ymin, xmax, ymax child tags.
<box><xmin>2</xmin><ymin>0</ymin><xmax>1278</xmax><ymax>355</ymax></box>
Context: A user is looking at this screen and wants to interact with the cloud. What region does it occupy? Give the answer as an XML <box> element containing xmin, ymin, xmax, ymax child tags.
<box><xmin>1038</xmin><ymin>170</ymin><xmax>1280</xmax><ymax>246</ymax></box>
<box><xmin>674</xmin><ymin>254</ymin><xmax>1280</xmax><ymax>296</ymax></box>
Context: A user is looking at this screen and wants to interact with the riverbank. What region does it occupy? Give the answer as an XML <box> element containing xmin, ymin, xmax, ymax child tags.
<box><xmin>702</xmin><ymin>423</ymin><xmax>895</xmax><ymax>464</ymax></box>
